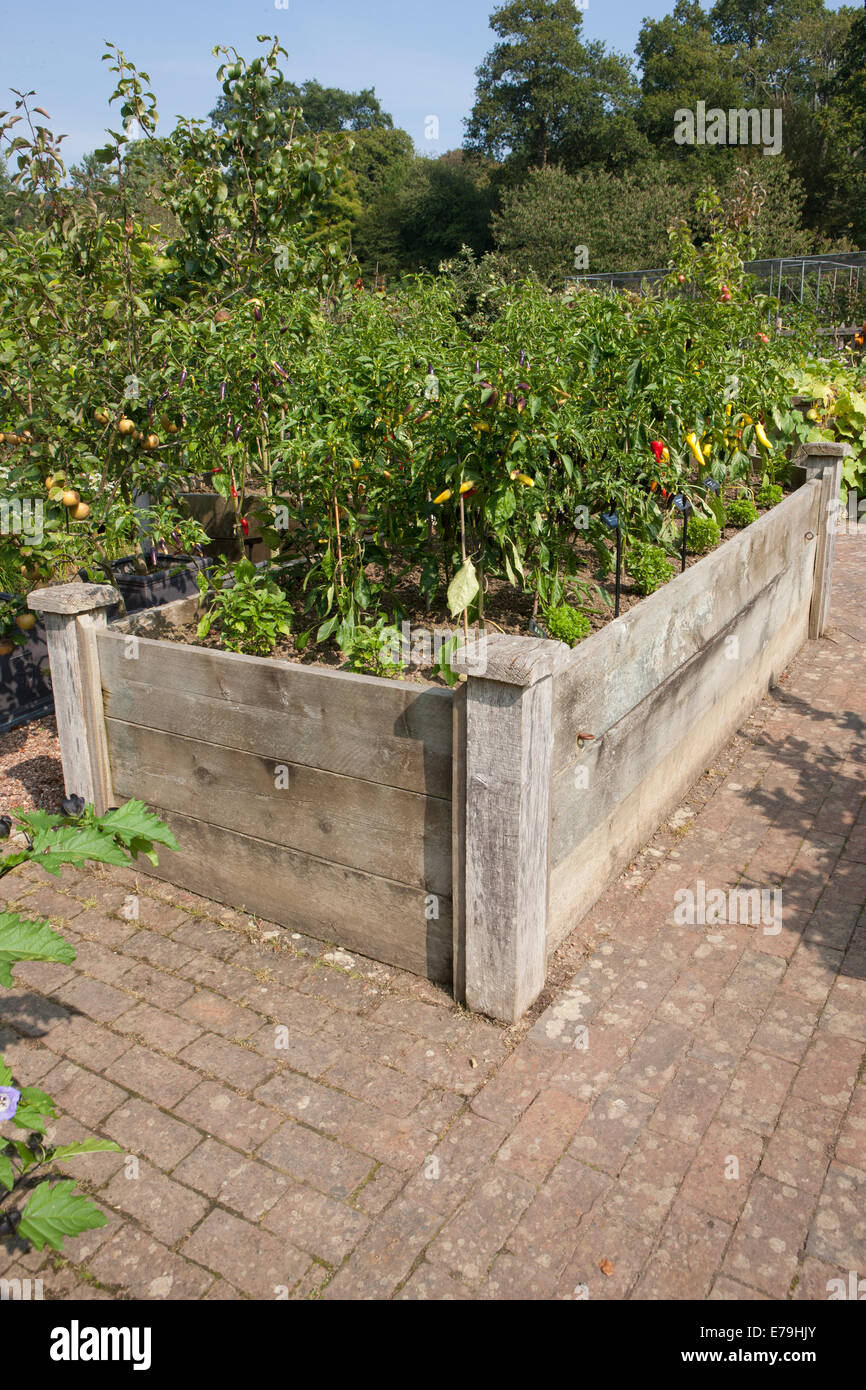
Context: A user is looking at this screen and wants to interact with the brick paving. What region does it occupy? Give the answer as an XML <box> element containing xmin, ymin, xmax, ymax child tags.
<box><xmin>0</xmin><ymin>536</ymin><xmax>864</xmax><ymax>1300</ymax></box>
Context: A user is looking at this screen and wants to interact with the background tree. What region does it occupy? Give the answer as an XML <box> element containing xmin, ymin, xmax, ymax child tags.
<box><xmin>491</xmin><ymin>163</ymin><xmax>692</xmax><ymax>281</ymax></box>
<box><xmin>210</xmin><ymin>78</ymin><xmax>393</xmax><ymax>135</ymax></box>
<box><xmin>636</xmin><ymin>1</ymin><xmax>741</xmax><ymax>150</ymax></box>
<box><xmin>464</xmin><ymin>0</ymin><xmax>641</xmax><ymax>172</ymax></box>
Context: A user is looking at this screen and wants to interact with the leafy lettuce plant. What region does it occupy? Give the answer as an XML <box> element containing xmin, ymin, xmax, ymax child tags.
<box><xmin>0</xmin><ymin>798</ymin><xmax>178</xmax><ymax>1253</ymax></box>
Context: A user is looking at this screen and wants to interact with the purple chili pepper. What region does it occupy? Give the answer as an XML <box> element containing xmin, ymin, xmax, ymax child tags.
<box><xmin>234</xmin><ymin>421</ymin><xmax>242</xmax><ymax>441</ymax></box>
<box><xmin>219</xmin><ymin>382</ymin><xmax>226</xmax><ymax>401</ymax></box>
<box><xmin>179</xmin><ymin>369</ymin><xmax>187</xmax><ymax>387</ymax></box>
<box><xmin>254</xmin><ymin>306</ymin><xmax>262</xmax><ymax>322</ymax></box>
<box><xmin>272</xmin><ymin>363</ymin><xmax>287</xmax><ymax>379</ymax></box>
<box><xmin>475</xmin><ymin>360</ymin><xmax>480</xmax><ymax>375</ymax></box>
<box><xmin>520</xmin><ymin>350</ymin><xmax>525</xmax><ymax>366</ymax></box>
<box><xmin>160</xmin><ymin>387</ymin><xmax>170</xmax><ymax>399</ymax></box>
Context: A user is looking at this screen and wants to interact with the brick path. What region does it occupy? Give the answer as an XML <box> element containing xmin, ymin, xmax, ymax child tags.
<box><xmin>1</xmin><ymin>537</ymin><xmax>864</xmax><ymax>1300</ymax></box>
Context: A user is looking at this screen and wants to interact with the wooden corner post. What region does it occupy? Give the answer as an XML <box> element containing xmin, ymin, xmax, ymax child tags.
<box><xmin>453</xmin><ymin>633</ymin><xmax>570</xmax><ymax>1023</ymax></box>
<box><xmin>796</xmin><ymin>442</ymin><xmax>849</xmax><ymax>640</ymax></box>
<box><xmin>27</xmin><ymin>583</ymin><xmax>121</xmax><ymax>814</ymax></box>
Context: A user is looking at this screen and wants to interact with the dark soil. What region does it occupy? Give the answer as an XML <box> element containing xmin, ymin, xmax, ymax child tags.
<box><xmin>159</xmin><ymin>492</ymin><xmax>785</xmax><ymax>686</ymax></box>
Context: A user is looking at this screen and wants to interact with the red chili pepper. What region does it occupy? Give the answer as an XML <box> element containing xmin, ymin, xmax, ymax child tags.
<box><xmin>231</xmin><ymin>485</ymin><xmax>238</xmax><ymax>501</ymax></box>
<box><xmin>240</xmin><ymin>517</ymin><xmax>249</xmax><ymax>536</ymax></box>
<box><xmin>650</xmin><ymin>441</ymin><xmax>664</xmax><ymax>464</ymax></box>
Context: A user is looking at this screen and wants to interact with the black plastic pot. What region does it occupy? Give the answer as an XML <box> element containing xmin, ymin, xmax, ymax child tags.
<box><xmin>108</xmin><ymin>553</ymin><xmax>210</xmax><ymax>613</ymax></box>
<box><xmin>0</xmin><ymin>596</ymin><xmax>53</xmax><ymax>735</ymax></box>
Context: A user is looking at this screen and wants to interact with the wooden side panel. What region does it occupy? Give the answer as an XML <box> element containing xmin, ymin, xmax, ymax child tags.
<box><xmin>551</xmin><ymin>482</ymin><xmax>821</xmax><ymax>774</ymax></box>
<box><xmin>104</xmin><ymin>718</ymin><xmax>451</xmax><ymax>895</ymax></box>
<box><xmin>140</xmin><ymin>809</ymin><xmax>453</xmax><ymax>984</ymax></box>
<box><xmin>97</xmin><ymin>631</ymin><xmax>454</xmax><ymax>797</ymax></box>
<box><xmin>547</xmin><ymin>542</ymin><xmax>816</xmax><ymax>947</ymax></box>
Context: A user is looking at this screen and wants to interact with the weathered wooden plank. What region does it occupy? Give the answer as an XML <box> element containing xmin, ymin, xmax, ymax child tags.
<box><xmin>809</xmin><ymin>455</ymin><xmax>844</xmax><ymax>639</ymax></box>
<box><xmin>27</xmin><ymin>584</ymin><xmax>120</xmax><ymax>812</ymax></box>
<box><xmin>551</xmin><ymin>482</ymin><xmax>821</xmax><ymax>773</ymax></box>
<box><xmin>76</xmin><ymin>613</ymin><xmax>115</xmax><ymax>815</ymax></box>
<box><xmin>104</xmin><ymin>717</ymin><xmax>451</xmax><ymax>895</ymax></box>
<box><xmin>97</xmin><ymin>631</ymin><xmax>454</xmax><ymax>797</ymax></box>
<box><xmin>464</xmin><ymin>668</ymin><xmax>552</xmax><ymax>1022</ymax></box>
<box><xmin>550</xmin><ymin>544</ymin><xmax>816</xmax><ymax>868</ymax></box>
<box><xmin>451</xmin><ymin>682</ymin><xmax>467</xmax><ymax>1004</ymax></box>
<box><xmin>548</xmin><ymin>584</ymin><xmax>812</xmax><ymax>947</ymax></box>
<box><xmin>136</xmin><ymin>807</ymin><xmax>453</xmax><ymax>983</ymax></box>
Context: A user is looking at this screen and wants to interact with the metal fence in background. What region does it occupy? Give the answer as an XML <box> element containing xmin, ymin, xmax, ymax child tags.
<box><xmin>567</xmin><ymin>252</ymin><xmax>866</xmax><ymax>325</ymax></box>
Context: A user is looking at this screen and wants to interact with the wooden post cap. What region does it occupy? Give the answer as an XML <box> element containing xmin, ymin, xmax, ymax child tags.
<box><xmin>793</xmin><ymin>442</ymin><xmax>852</xmax><ymax>462</ymax></box>
<box><xmin>27</xmin><ymin>582</ymin><xmax>121</xmax><ymax>615</ymax></box>
<box><xmin>451</xmin><ymin>632</ymin><xmax>571</xmax><ymax>686</ymax></box>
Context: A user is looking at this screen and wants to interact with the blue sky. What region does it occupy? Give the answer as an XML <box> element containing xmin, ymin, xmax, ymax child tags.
<box><xmin>0</xmin><ymin>0</ymin><xmax>851</xmax><ymax>168</ymax></box>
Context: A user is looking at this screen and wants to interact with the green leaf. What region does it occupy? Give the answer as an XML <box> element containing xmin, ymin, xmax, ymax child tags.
<box><xmin>95</xmin><ymin>801</ymin><xmax>179</xmax><ymax>855</ymax></box>
<box><xmin>18</xmin><ymin>1179</ymin><xmax>109</xmax><ymax>1253</ymax></box>
<box><xmin>51</xmin><ymin>1139</ymin><xmax>122</xmax><ymax>1161</ymax></box>
<box><xmin>101</xmin><ymin>299</ymin><xmax>120</xmax><ymax>320</ymax></box>
<box><xmin>0</xmin><ymin>911</ymin><xmax>76</xmax><ymax>987</ymax></box>
<box><xmin>447</xmin><ymin>559</ymin><xmax>479</xmax><ymax>619</ymax></box>
<box><xmin>0</xmin><ymin>1053</ymin><xmax>12</xmax><ymax>1086</ymax></box>
<box><xmin>0</xmin><ymin>1154</ymin><xmax>13</xmax><ymax>1191</ymax></box>
<box><xmin>29</xmin><ymin>825</ymin><xmax>130</xmax><ymax>874</ymax></box>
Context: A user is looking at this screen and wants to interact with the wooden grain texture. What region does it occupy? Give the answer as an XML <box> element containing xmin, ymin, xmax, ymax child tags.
<box><xmin>136</xmin><ymin>807</ymin><xmax>453</xmax><ymax>983</ymax></box>
<box><xmin>464</xmin><ymin>676</ymin><xmax>552</xmax><ymax>1022</ymax></box>
<box><xmin>97</xmin><ymin>630</ymin><xmax>454</xmax><ymax>797</ymax></box>
<box><xmin>42</xmin><ymin>612</ymin><xmax>92</xmax><ymax>803</ymax></box>
<box><xmin>76</xmin><ymin>612</ymin><xmax>115</xmax><ymax>815</ymax></box>
<box><xmin>451</xmin><ymin>682</ymin><xmax>467</xmax><ymax>1003</ymax></box>
<box><xmin>104</xmin><ymin>717</ymin><xmax>451</xmax><ymax>895</ymax></box>
<box><xmin>28</xmin><ymin>582</ymin><xmax>120</xmax><ymax>616</ymax></box>
<box><xmin>809</xmin><ymin>458</ymin><xmax>844</xmax><ymax>639</ymax></box>
<box><xmin>551</xmin><ymin>481</ymin><xmax>821</xmax><ymax>774</ymax></box>
<box><xmin>548</xmin><ymin>585</ymin><xmax>813</xmax><ymax>947</ymax></box>
<box><xmin>551</xmin><ymin>544</ymin><xmax>816</xmax><ymax>867</ymax></box>
<box><xmin>40</xmin><ymin>608</ymin><xmax>114</xmax><ymax>810</ymax></box>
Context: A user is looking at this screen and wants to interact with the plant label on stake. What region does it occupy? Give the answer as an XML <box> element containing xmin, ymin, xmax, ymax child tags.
<box><xmin>601</xmin><ymin>510</ymin><xmax>621</xmax><ymax>616</ymax></box>
<box><xmin>673</xmin><ymin>495</ymin><xmax>692</xmax><ymax>572</ymax></box>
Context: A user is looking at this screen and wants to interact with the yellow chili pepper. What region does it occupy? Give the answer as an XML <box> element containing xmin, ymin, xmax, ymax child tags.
<box><xmin>433</xmin><ymin>488</ymin><xmax>452</xmax><ymax>504</ymax></box>
<box><xmin>686</xmin><ymin>432</ymin><xmax>706</xmax><ymax>466</ymax></box>
<box><xmin>510</xmin><ymin>471</ymin><xmax>534</xmax><ymax>486</ymax></box>
<box><xmin>459</xmin><ymin>481</ymin><xmax>475</xmax><ymax>494</ymax></box>
<box><xmin>725</xmin><ymin>401</ymin><xmax>733</xmax><ymax>418</ymax></box>
<box><xmin>755</xmin><ymin>422</ymin><xmax>772</xmax><ymax>450</ymax></box>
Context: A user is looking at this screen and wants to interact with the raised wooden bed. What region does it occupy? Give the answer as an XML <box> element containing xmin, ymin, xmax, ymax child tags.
<box><xmin>29</xmin><ymin>445</ymin><xmax>847</xmax><ymax>1021</ymax></box>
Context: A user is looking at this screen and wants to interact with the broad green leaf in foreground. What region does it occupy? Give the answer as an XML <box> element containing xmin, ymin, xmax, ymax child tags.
<box><xmin>0</xmin><ymin>912</ymin><xmax>76</xmax><ymax>987</ymax></box>
<box><xmin>0</xmin><ymin>1154</ymin><xmax>14</xmax><ymax>1191</ymax></box>
<box><xmin>51</xmin><ymin>1139</ymin><xmax>122</xmax><ymax>1161</ymax></box>
<box><xmin>94</xmin><ymin>800</ymin><xmax>179</xmax><ymax>860</ymax></box>
<box><xmin>18</xmin><ymin>1179</ymin><xmax>108</xmax><ymax>1252</ymax></box>
<box><xmin>28</xmin><ymin>825</ymin><xmax>131</xmax><ymax>874</ymax></box>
